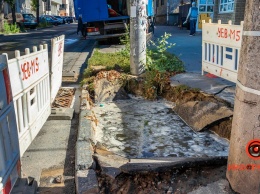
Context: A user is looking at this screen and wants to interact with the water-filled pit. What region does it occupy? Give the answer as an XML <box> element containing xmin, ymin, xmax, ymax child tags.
<box><xmin>92</xmin><ymin>96</ymin><xmax>229</xmax><ymax>159</ymax></box>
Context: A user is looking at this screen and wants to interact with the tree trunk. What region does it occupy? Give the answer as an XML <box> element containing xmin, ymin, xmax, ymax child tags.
<box><xmin>11</xmin><ymin>4</ymin><xmax>16</xmax><ymax>25</ymax></box>
<box><xmin>0</xmin><ymin>0</ymin><xmax>4</xmax><ymax>32</ymax></box>
<box><xmin>226</xmin><ymin>0</ymin><xmax>260</xmax><ymax>193</ymax></box>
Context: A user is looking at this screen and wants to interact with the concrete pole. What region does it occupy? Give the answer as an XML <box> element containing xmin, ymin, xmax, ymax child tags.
<box><xmin>130</xmin><ymin>0</ymin><xmax>147</xmax><ymax>76</ymax></box>
<box><xmin>226</xmin><ymin>1</ymin><xmax>260</xmax><ymax>193</ymax></box>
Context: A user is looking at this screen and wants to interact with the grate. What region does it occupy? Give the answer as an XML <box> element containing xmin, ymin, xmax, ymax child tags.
<box><xmin>52</xmin><ymin>88</ymin><xmax>75</xmax><ymax>108</ymax></box>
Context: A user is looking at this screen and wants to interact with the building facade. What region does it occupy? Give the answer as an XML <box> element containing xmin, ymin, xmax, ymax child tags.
<box><xmin>212</xmin><ymin>0</ymin><xmax>245</xmax><ymax>25</ymax></box>
<box><xmin>3</xmin><ymin>0</ymin><xmax>72</xmax><ymax>17</ymax></box>
<box><xmin>153</xmin><ymin>0</ymin><xmax>245</xmax><ymax>26</ymax></box>
<box><xmin>153</xmin><ymin>0</ymin><xmax>190</xmax><ymax>25</ymax></box>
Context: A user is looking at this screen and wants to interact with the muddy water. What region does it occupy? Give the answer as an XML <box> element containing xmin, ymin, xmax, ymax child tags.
<box><xmin>93</xmin><ymin>96</ymin><xmax>229</xmax><ymax>158</ymax></box>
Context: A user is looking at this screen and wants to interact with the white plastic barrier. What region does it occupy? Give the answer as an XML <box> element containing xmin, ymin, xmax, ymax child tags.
<box><xmin>202</xmin><ymin>20</ymin><xmax>244</xmax><ymax>83</ymax></box>
<box><xmin>5</xmin><ymin>45</ymin><xmax>51</xmax><ymax>156</ymax></box>
<box><xmin>51</xmin><ymin>35</ymin><xmax>65</xmax><ymax>102</ymax></box>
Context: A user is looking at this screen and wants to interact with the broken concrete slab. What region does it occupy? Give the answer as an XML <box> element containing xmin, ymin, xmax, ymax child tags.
<box><xmin>75</xmin><ymin>170</ymin><xmax>99</xmax><ymax>194</ymax></box>
<box><xmin>174</xmin><ymin>101</ymin><xmax>233</xmax><ymax>132</ymax></box>
<box><xmin>48</xmin><ymin>108</ymin><xmax>74</xmax><ymax>120</ymax></box>
<box><xmin>216</xmin><ymin>87</ymin><xmax>236</xmax><ymax>106</ymax></box>
<box><xmin>170</xmin><ymin>73</ymin><xmax>235</xmax><ymax>96</ymax></box>
<box><xmin>120</xmin><ymin>157</ymin><xmax>227</xmax><ymax>174</ymax></box>
<box><xmin>188</xmin><ymin>179</ymin><xmax>231</xmax><ymax>194</ymax></box>
<box><xmin>94</xmin><ymin>76</ymin><xmax>129</xmax><ymax>103</ymax></box>
<box><xmin>93</xmin><ymin>150</ymin><xmax>129</xmax><ymax>179</ymax></box>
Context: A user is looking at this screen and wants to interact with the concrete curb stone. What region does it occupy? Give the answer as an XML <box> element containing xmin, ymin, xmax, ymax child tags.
<box><xmin>75</xmin><ymin>140</ymin><xmax>94</xmax><ymax>171</ymax></box>
<box><xmin>75</xmin><ymin>170</ymin><xmax>99</xmax><ymax>194</ymax></box>
<box><xmin>75</xmin><ymin>88</ymin><xmax>98</xmax><ymax>193</ymax></box>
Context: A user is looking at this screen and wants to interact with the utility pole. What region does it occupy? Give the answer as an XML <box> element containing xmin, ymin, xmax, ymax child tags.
<box><xmin>226</xmin><ymin>1</ymin><xmax>260</xmax><ymax>193</ymax></box>
<box><xmin>130</xmin><ymin>0</ymin><xmax>147</xmax><ymax>76</ymax></box>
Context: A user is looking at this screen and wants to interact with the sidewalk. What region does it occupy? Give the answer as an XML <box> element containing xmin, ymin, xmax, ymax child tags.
<box><xmin>20</xmin><ymin>32</ymin><xmax>95</xmax><ymax>193</ymax></box>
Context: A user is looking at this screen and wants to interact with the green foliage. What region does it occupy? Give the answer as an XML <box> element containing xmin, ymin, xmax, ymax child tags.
<box><xmin>146</xmin><ymin>33</ymin><xmax>184</xmax><ymax>73</ymax></box>
<box><xmin>143</xmin><ymin>69</ymin><xmax>172</xmax><ymax>100</ymax></box>
<box><xmin>30</xmin><ymin>0</ymin><xmax>38</xmax><ymax>11</ymax></box>
<box><xmin>38</xmin><ymin>20</ymin><xmax>52</xmax><ymax>28</ymax></box>
<box><xmin>82</xmin><ymin>31</ymin><xmax>185</xmax><ymax>100</ymax></box>
<box><xmin>88</xmin><ymin>49</ymin><xmax>130</xmax><ymax>73</ymax></box>
<box><xmin>3</xmin><ymin>21</ymin><xmax>20</xmax><ymax>34</ymax></box>
<box><xmin>4</xmin><ymin>0</ymin><xmax>15</xmax><ymax>7</ymax></box>
<box><xmin>119</xmin><ymin>27</ymin><xmax>130</xmax><ymax>57</ymax></box>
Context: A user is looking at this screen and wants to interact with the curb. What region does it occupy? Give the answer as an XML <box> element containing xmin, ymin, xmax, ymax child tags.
<box><xmin>75</xmin><ymin>89</ymin><xmax>99</xmax><ymax>194</ymax></box>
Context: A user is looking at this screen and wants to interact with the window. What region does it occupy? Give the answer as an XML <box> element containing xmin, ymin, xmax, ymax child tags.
<box><xmin>161</xmin><ymin>0</ymin><xmax>164</xmax><ymax>6</ymax></box>
<box><xmin>219</xmin><ymin>0</ymin><xmax>235</xmax><ymax>13</ymax></box>
<box><xmin>199</xmin><ymin>0</ymin><xmax>214</xmax><ymax>13</ymax></box>
<box><xmin>156</xmin><ymin>0</ymin><xmax>159</xmax><ymax>7</ymax></box>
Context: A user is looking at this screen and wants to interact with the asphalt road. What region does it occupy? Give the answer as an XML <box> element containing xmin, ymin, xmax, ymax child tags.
<box><xmin>0</xmin><ymin>23</ymin><xmax>78</xmax><ymax>59</ymax></box>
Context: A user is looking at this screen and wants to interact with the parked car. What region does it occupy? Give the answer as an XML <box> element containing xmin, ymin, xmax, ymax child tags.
<box><xmin>53</xmin><ymin>15</ymin><xmax>65</xmax><ymax>24</ymax></box>
<box><xmin>22</xmin><ymin>13</ymin><xmax>38</xmax><ymax>29</ymax></box>
<box><xmin>40</xmin><ymin>15</ymin><xmax>59</xmax><ymax>26</ymax></box>
<box><xmin>64</xmin><ymin>16</ymin><xmax>73</xmax><ymax>24</ymax></box>
<box><xmin>6</xmin><ymin>13</ymin><xmax>37</xmax><ymax>29</ymax></box>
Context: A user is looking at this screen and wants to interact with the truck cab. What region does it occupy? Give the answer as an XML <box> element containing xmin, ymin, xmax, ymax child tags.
<box><xmin>0</xmin><ymin>55</ymin><xmax>20</xmax><ymax>194</ymax></box>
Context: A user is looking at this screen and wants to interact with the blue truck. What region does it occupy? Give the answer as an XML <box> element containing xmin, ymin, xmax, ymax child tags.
<box><xmin>74</xmin><ymin>0</ymin><xmax>154</xmax><ymax>39</ymax></box>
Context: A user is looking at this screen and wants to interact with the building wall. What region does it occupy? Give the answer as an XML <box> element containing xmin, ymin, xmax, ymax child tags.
<box><xmin>51</xmin><ymin>2</ymin><xmax>60</xmax><ymax>15</ymax></box>
<box><xmin>59</xmin><ymin>0</ymin><xmax>69</xmax><ymax>16</ymax></box>
<box><xmin>3</xmin><ymin>0</ymin><xmax>62</xmax><ymax>16</ymax></box>
<box><xmin>234</xmin><ymin>0</ymin><xmax>245</xmax><ymax>25</ymax></box>
<box><xmin>213</xmin><ymin>0</ymin><xmax>245</xmax><ymax>25</ymax></box>
<box><xmin>154</xmin><ymin>0</ymin><xmax>190</xmax><ymax>25</ymax></box>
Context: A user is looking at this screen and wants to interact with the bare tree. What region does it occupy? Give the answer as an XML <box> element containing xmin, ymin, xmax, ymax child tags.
<box><xmin>226</xmin><ymin>0</ymin><xmax>260</xmax><ymax>193</ymax></box>
<box><xmin>5</xmin><ymin>0</ymin><xmax>16</xmax><ymax>24</ymax></box>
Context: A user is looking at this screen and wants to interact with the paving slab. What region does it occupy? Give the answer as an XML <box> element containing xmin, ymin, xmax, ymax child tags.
<box><xmin>48</xmin><ymin>108</ymin><xmax>74</xmax><ymax>120</ymax></box>
<box><xmin>62</xmin><ymin>39</ymin><xmax>95</xmax><ymax>82</ymax></box>
<box><xmin>216</xmin><ymin>87</ymin><xmax>236</xmax><ymax>106</ymax></box>
<box><xmin>21</xmin><ymin>120</ymin><xmax>75</xmax><ymax>183</ymax></box>
<box><xmin>170</xmin><ymin>73</ymin><xmax>235</xmax><ymax>95</ymax></box>
<box><xmin>170</xmin><ymin>73</ymin><xmax>236</xmax><ymax>106</ymax></box>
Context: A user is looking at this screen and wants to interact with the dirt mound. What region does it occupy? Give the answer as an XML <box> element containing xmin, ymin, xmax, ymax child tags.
<box><xmin>97</xmin><ymin>164</ymin><xmax>235</xmax><ymax>194</ymax></box>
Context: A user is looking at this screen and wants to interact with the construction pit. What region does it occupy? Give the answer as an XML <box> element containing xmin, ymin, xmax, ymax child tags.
<box><xmin>80</xmin><ymin>70</ymin><xmax>234</xmax><ymax>193</ymax></box>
